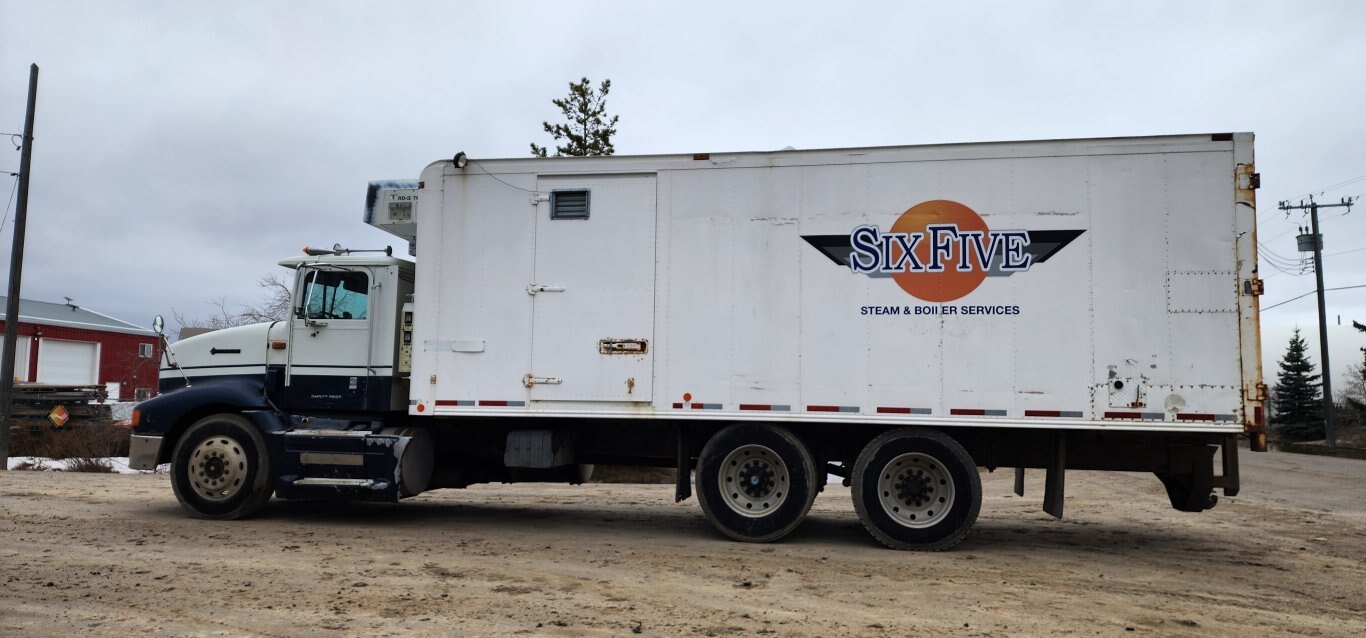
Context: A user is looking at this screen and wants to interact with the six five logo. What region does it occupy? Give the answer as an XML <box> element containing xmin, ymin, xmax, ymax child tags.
<box><xmin>802</xmin><ymin>200</ymin><xmax>1085</xmax><ymax>303</ymax></box>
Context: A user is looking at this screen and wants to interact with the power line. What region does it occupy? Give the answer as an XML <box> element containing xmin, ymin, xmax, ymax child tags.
<box><xmin>1302</xmin><ymin>174</ymin><xmax>1366</xmax><ymax>198</ymax></box>
<box><xmin>1258</xmin><ymin>244</ymin><xmax>1306</xmax><ymax>265</ymax></box>
<box><xmin>1324</xmin><ymin>245</ymin><xmax>1366</xmax><ymax>258</ymax></box>
<box><xmin>1258</xmin><ymin>245</ymin><xmax>1305</xmax><ymax>268</ymax></box>
<box><xmin>1280</xmin><ymin>174</ymin><xmax>1366</xmax><ymax>204</ymax></box>
<box><xmin>1258</xmin><ymin>256</ymin><xmax>1307</xmax><ymax>277</ymax></box>
<box><xmin>1257</xmin><ymin>243</ymin><xmax>1310</xmax><ymax>276</ymax></box>
<box><xmin>1261</xmin><ymin>283</ymin><xmax>1366</xmax><ymax>311</ymax></box>
<box><xmin>1262</xmin><ymin>224</ymin><xmax>1300</xmax><ymax>243</ymax></box>
<box><xmin>1256</xmin><ymin>243</ymin><xmax>1311</xmax><ymax>266</ymax></box>
<box><xmin>0</xmin><ymin>174</ymin><xmax>16</xmax><ymax>236</ymax></box>
<box><xmin>1257</xmin><ymin>238</ymin><xmax>1300</xmax><ymax>259</ymax></box>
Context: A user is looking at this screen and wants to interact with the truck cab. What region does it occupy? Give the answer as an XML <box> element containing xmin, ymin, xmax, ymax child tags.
<box><xmin>151</xmin><ymin>252</ymin><xmax>413</xmax><ymax>415</ymax></box>
<box><xmin>130</xmin><ymin>251</ymin><xmax>415</xmax><ymax>476</ymax></box>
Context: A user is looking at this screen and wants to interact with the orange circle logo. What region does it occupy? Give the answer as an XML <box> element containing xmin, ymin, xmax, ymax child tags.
<box><xmin>889</xmin><ymin>200</ymin><xmax>989</xmax><ymax>302</ymax></box>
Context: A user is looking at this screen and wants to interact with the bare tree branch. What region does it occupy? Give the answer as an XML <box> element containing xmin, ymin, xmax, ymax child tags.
<box><xmin>173</xmin><ymin>273</ymin><xmax>293</xmax><ymax>339</ymax></box>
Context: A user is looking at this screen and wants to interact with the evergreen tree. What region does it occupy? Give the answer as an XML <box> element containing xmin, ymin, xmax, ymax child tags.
<box><xmin>1346</xmin><ymin>320</ymin><xmax>1366</xmax><ymax>415</ymax></box>
<box><xmin>1271</xmin><ymin>328</ymin><xmax>1325</xmax><ymax>442</ymax></box>
<box><xmin>530</xmin><ymin>77</ymin><xmax>619</xmax><ymax>157</ymax></box>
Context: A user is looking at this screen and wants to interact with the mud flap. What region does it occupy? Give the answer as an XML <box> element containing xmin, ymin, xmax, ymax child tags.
<box><xmin>1043</xmin><ymin>431</ymin><xmax>1066</xmax><ymax>519</ymax></box>
<box><xmin>1219</xmin><ymin>434</ymin><xmax>1240</xmax><ymax>497</ymax></box>
<box><xmin>675</xmin><ymin>425</ymin><xmax>692</xmax><ymax>503</ymax></box>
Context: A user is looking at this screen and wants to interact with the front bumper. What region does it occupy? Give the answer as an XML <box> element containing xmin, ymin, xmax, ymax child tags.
<box><xmin>128</xmin><ymin>434</ymin><xmax>163</xmax><ymax>470</ymax></box>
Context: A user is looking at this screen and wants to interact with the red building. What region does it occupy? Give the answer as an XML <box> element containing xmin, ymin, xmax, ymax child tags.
<box><xmin>0</xmin><ymin>296</ymin><xmax>160</xmax><ymax>401</ymax></box>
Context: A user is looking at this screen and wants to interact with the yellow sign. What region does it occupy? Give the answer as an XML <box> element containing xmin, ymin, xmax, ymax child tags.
<box><xmin>48</xmin><ymin>405</ymin><xmax>70</xmax><ymax>428</ymax></box>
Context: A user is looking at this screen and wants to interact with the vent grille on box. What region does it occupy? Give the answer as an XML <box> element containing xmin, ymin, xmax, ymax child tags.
<box><xmin>551</xmin><ymin>189</ymin><xmax>590</xmax><ymax>220</ymax></box>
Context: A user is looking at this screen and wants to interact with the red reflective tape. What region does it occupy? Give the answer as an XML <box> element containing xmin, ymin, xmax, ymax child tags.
<box><xmin>1104</xmin><ymin>411</ymin><xmax>1141</xmax><ymax>419</ymax></box>
<box><xmin>739</xmin><ymin>404</ymin><xmax>771</xmax><ymax>411</ymax></box>
<box><xmin>877</xmin><ymin>407</ymin><xmax>912</xmax><ymax>414</ymax></box>
<box><xmin>672</xmin><ymin>402</ymin><xmax>683</xmax><ymax>409</ymax></box>
<box><xmin>1025</xmin><ymin>410</ymin><xmax>1062</xmax><ymax>417</ymax></box>
<box><xmin>806</xmin><ymin>405</ymin><xmax>841</xmax><ymax>412</ymax></box>
<box><xmin>435</xmin><ymin>400</ymin><xmax>459</xmax><ymax>406</ymax></box>
<box><xmin>1254</xmin><ymin>406</ymin><xmax>1265</xmax><ymax>427</ymax></box>
<box><xmin>1176</xmin><ymin>413</ymin><xmax>1216</xmax><ymax>422</ymax></box>
<box><xmin>950</xmin><ymin>408</ymin><xmax>986</xmax><ymax>416</ymax></box>
<box><xmin>478</xmin><ymin>400</ymin><xmax>508</xmax><ymax>407</ymax></box>
<box><xmin>690</xmin><ymin>403</ymin><xmax>705</xmax><ymax>410</ymax></box>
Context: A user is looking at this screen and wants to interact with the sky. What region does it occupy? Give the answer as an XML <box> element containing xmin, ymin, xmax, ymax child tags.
<box><xmin>2</xmin><ymin>0</ymin><xmax>1365</xmax><ymax>385</ymax></box>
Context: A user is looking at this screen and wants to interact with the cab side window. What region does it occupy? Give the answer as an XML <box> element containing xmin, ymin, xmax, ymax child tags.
<box><xmin>300</xmin><ymin>270</ymin><xmax>369</xmax><ymax>320</ymax></box>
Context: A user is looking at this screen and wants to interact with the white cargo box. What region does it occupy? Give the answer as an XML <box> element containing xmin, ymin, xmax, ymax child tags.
<box><xmin>397</xmin><ymin>133</ymin><xmax>1260</xmax><ymax>434</ymax></box>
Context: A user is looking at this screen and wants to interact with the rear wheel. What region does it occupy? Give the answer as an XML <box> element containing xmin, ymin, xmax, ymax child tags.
<box><xmin>171</xmin><ymin>414</ymin><xmax>273</xmax><ymax>519</ymax></box>
<box><xmin>851</xmin><ymin>428</ymin><xmax>980</xmax><ymax>551</ymax></box>
<box><xmin>697</xmin><ymin>424</ymin><xmax>817</xmax><ymax>543</ymax></box>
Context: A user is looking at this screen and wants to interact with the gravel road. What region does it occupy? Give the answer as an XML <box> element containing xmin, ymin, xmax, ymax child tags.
<box><xmin>2</xmin><ymin>449</ymin><xmax>1363</xmax><ymax>636</ymax></box>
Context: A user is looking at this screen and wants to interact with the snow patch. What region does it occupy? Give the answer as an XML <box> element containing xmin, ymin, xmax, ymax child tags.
<box><xmin>7</xmin><ymin>456</ymin><xmax>169</xmax><ymax>474</ymax></box>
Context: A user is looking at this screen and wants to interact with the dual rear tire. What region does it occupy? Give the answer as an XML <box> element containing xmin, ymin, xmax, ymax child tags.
<box><xmin>696</xmin><ymin>424</ymin><xmax>818</xmax><ymax>543</ymax></box>
<box><xmin>696</xmin><ymin>424</ymin><xmax>981</xmax><ymax>550</ymax></box>
<box><xmin>851</xmin><ymin>428</ymin><xmax>981</xmax><ymax>551</ymax></box>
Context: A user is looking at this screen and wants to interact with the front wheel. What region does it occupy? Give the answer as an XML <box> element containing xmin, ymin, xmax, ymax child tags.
<box><xmin>170</xmin><ymin>413</ymin><xmax>273</xmax><ymax>519</ymax></box>
<box><xmin>851</xmin><ymin>428</ymin><xmax>981</xmax><ymax>551</ymax></box>
<box><xmin>696</xmin><ymin>424</ymin><xmax>817</xmax><ymax>543</ymax></box>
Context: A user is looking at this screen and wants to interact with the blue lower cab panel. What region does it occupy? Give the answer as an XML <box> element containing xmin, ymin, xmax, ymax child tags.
<box><xmin>272</xmin><ymin>368</ymin><xmax>397</xmax><ymax>413</ymax></box>
<box><xmin>270</xmin><ymin>430</ymin><xmax>403</xmax><ymax>502</ymax></box>
<box><xmin>157</xmin><ymin>367</ymin><xmax>397</xmax><ymax>414</ymax></box>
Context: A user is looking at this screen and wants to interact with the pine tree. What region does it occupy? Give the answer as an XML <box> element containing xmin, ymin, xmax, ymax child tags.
<box><xmin>530</xmin><ymin>77</ymin><xmax>619</xmax><ymax>157</ymax></box>
<box><xmin>1271</xmin><ymin>328</ymin><xmax>1325</xmax><ymax>442</ymax></box>
<box><xmin>1346</xmin><ymin>320</ymin><xmax>1366</xmax><ymax>415</ymax></box>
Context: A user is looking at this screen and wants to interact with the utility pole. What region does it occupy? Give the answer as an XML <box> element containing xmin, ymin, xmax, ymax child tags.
<box><xmin>0</xmin><ymin>64</ymin><xmax>39</xmax><ymax>469</ymax></box>
<box><xmin>1280</xmin><ymin>195</ymin><xmax>1355</xmax><ymax>454</ymax></box>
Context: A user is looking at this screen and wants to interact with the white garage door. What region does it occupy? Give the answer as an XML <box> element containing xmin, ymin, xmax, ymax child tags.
<box><xmin>37</xmin><ymin>339</ymin><xmax>99</xmax><ymax>385</ymax></box>
<box><xmin>2</xmin><ymin>339</ymin><xmax>30</xmax><ymax>381</ymax></box>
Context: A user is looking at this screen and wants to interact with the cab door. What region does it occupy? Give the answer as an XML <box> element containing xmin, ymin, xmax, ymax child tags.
<box><xmin>284</xmin><ymin>267</ymin><xmax>375</xmax><ymax>411</ymax></box>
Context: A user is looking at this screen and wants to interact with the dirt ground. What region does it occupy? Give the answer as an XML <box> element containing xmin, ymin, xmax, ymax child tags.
<box><xmin>2</xmin><ymin>449</ymin><xmax>1364</xmax><ymax>637</ymax></box>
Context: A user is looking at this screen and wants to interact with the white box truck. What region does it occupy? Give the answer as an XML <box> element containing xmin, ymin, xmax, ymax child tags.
<box><xmin>130</xmin><ymin>133</ymin><xmax>1265</xmax><ymax>550</ymax></box>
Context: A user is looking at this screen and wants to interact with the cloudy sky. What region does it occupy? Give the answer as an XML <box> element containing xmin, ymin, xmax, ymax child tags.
<box><xmin>2</xmin><ymin>1</ymin><xmax>1365</xmax><ymax>382</ymax></box>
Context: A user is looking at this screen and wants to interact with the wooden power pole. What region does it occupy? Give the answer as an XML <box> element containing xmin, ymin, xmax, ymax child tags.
<box><xmin>0</xmin><ymin>63</ymin><xmax>39</xmax><ymax>469</ymax></box>
<box><xmin>1279</xmin><ymin>195</ymin><xmax>1356</xmax><ymax>454</ymax></box>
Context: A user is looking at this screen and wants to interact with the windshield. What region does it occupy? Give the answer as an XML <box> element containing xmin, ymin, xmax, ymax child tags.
<box><xmin>301</xmin><ymin>270</ymin><xmax>369</xmax><ymax>320</ymax></box>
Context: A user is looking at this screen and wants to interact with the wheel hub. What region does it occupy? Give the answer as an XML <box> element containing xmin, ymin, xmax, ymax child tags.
<box><xmin>739</xmin><ymin>461</ymin><xmax>776</xmax><ymax>497</ymax></box>
<box><xmin>895</xmin><ymin>471</ymin><xmax>932</xmax><ymax>506</ymax></box>
<box><xmin>876</xmin><ymin>452</ymin><xmax>955</xmax><ymax>529</ymax></box>
<box><xmin>188</xmin><ymin>435</ymin><xmax>248</xmax><ymax>502</ymax></box>
<box><xmin>718</xmin><ymin>444</ymin><xmax>790</xmax><ymax>518</ymax></box>
<box><xmin>204</xmin><ymin>457</ymin><xmax>225</xmax><ymax>480</ymax></box>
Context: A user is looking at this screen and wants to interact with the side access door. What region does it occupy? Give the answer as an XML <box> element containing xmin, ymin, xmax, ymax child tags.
<box><xmin>527</xmin><ymin>174</ymin><xmax>656</xmax><ymax>403</ymax></box>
